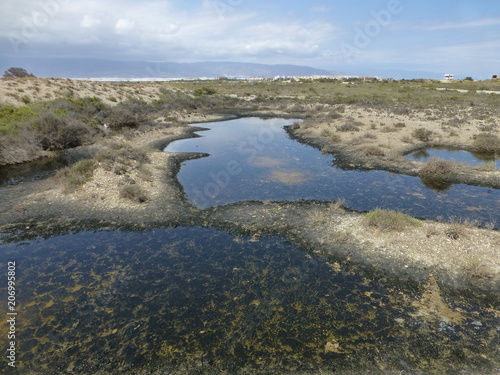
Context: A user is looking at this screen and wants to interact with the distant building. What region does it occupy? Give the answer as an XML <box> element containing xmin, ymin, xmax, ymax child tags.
<box><xmin>444</xmin><ymin>73</ymin><xmax>455</xmax><ymax>81</ymax></box>
<box><xmin>493</xmin><ymin>75</ymin><xmax>498</xmax><ymax>79</ymax></box>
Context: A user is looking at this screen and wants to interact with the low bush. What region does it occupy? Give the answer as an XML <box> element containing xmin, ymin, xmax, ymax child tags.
<box><xmin>193</xmin><ymin>87</ymin><xmax>217</xmax><ymax>96</ymax></box>
<box><xmin>364</xmin><ymin>146</ymin><xmax>385</xmax><ymax>156</ymax></box>
<box><xmin>321</xmin><ymin>128</ymin><xmax>341</xmax><ymax>142</ymax></box>
<box><xmin>105</xmin><ymin>106</ymin><xmax>140</xmax><ymax>129</ymax></box>
<box><xmin>34</xmin><ymin>112</ymin><xmax>91</xmax><ymax>150</ymax></box>
<box><xmin>337</xmin><ymin>121</ymin><xmax>361</xmax><ymax>132</ymax></box>
<box><xmin>363</xmin><ymin>209</ymin><xmax>422</xmax><ymax>231</ymax></box>
<box><xmin>96</xmin><ymin>143</ymin><xmax>151</xmax><ymax>174</ymax></box>
<box><xmin>419</xmin><ymin>157</ymin><xmax>456</xmax><ymax>177</ymax></box>
<box><xmin>473</xmin><ymin>133</ymin><xmax>500</xmax><ymax>153</ymax></box>
<box><xmin>412</xmin><ymin>128</ymin><xmax>433</xmax><ymax>142</ymax></box>
<box><xmin>55</xmin><ymin>159</ymin><xmax>96</xmax><ymax>192</ymax></box>
<box><xmin>120</xmin><ymin>184</ymin><xmax>149</xmax><ymax>203</ymax></box>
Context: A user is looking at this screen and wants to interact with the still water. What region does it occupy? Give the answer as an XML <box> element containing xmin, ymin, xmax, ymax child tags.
<box><xmin>0</xmin><ymin>227</ymin><xmax>498</xmax><ymax>373</ymax></box>
<box><xmin>166</xmin><ymin>117</ymin><xmax>500</xmax><ymax>227</ymax></box>
<box><xmin>406</xmin><ymin>146</ymin><xmax>500</xmax><ymax>167</ymax></box>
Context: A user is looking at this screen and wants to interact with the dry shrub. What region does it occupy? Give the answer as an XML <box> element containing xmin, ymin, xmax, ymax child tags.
<box><xmin>321</xmin><ymin>128</ymin><xmax>341</xmax><ymax>142</ymax></box>
<box><xmin>473</xmin><ymin>133</ymin><xmax>500</xmax><ymax>153</ymax></box>
<box><xmin>464</xmin><ymin>257</ymin><xmax>492</xmax><ymax>280</ymax></box>
<box><xmin>0</xmin><ymin>129</ymin><xmax>40</xmax><ymax>165</ymax></box>
<box><xmin>364</xmin><ymin>146</ymin><xmax>385</xmax><ymax>156</ymax></box>
<box><xmin>120</xmin><ymin>184</ymin><xmax>149</xmax><ymax>203</ymax></box>
<box><xmin>412</xmin><ymin>128</ymin><xmax>433</xmax><ymax>142</ymax></box>
<box><xmin>419</xmin><ymin>157</ymin><xmax>456</xmax><ymax>177</ymax></box>
<box><xmin>35</xmin><ymin>113</ymin><xmax>91</xmax><ymax>151</ymax></box>
<box><xmin>337</xmin><ymin>122</ymin><xmax>361</xmax><ymax>132</ymax></box>
<box><xmin>54</xmin><ymin>159</ymin><xmax>96</xmax><ymax>192</ymax></box>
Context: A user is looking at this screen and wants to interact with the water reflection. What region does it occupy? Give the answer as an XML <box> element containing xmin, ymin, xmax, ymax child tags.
<box><xmin>421</xmin><ymin>178</ymin><xmax>454</xmax><ymax>191</ymax></box>
<box><xmin>165</xmin><ymin>118</ymin><xmax>500</xmax><ymax>227</ymax></box>
<box><xmin>406</xmin><ymin>146</ymin><xmax>500</xmax><ymax>167</ymax></box>
<box><xmin>0</xmin><ymin>227</ymin><xmax>497</xmax><ymax>373</ymax></box>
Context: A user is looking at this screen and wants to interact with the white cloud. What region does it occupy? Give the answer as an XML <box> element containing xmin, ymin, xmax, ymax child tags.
<box><xmin>0</xmin><ymin>0</ymin><xmax>341</xmax><ymax>64</ymax></box>
<box><xmin>114</xmin><ymin>18</ymin><xmax>136</xmax><ymax>35</ymax></box>
<box><xmin>426</xmin><ymin>17</ymin><xmax>500</xmax><ymax>31</ymax></box>
<box><xmin>80</xmin><ymin>15</ymin><xmax>102</xmax><ymax>29</ymax></box>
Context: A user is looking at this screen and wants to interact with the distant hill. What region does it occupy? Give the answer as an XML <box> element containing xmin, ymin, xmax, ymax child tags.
<box><xmin>0</xmin><ymin>58</ymin><xmax>331</xmax><ymax>79</ymax></box>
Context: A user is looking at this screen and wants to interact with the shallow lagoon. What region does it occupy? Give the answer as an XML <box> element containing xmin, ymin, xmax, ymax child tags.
<box><xmin>1</xmin><ymin>117</ymin><xmax>499</xmax><ymax>373</ymax></box>
<box><xmin>166</xmin><ymin>117</ymin><xmax>500</xmax><ymax>227</ymax></box>
<box><xmin>0</xmin><ymin>227</ymin><xmax>498</xmax><ymax>373</ymax></box>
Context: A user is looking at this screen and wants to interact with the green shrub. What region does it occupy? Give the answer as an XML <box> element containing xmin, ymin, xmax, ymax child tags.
<box><xmin>363</xmin><ymin>209</ymin><xmax>422</xmax><ymax>231</ymax></box>
<box><xmin>0</xmin><ymin>106</ymin><xmax>37</xmax><ymax>133</ymax></box>
<box><xmin>120</xmin><ymin>184</ymin><xmax>149</xmax><ymax>203</ymax></box>
<box><xmin>419</xmin><ymin>157</ymin><xmax>456</xmax><ymax>177</ymax></box>
<box><xmin>193</xmin><ymin>87</ymin><xmax>217</xmax><ymax>96</ymax></box>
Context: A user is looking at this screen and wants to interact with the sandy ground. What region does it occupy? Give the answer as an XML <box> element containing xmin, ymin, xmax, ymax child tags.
<box><xmin>0</xmin><ymin>77</ymin><xmax>167</xmax><ymax>106</ymax></box>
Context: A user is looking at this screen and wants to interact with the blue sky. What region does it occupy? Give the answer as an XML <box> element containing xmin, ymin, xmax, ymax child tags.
<box><xmin>1</xmin><ymin>0</ymin><xmax>499</xmax><ymax>78</ymax></box>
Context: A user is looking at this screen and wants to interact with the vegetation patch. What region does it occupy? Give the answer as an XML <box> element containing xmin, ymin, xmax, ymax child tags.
<box><xmin>120</xmin><ymin>184</ymin><xmax>149</xmax><ymax>203</ymax></box>
<box><xmin>473</xmin><ymin>133</ymin><xmax>500</xmax><ymax>153</ymax></box>
<box><xmin>96</xmin><ymin>143</ymin><xmax>151</xmax><ymax>172</ymax></box>
<box><xmin>419</xmin><ymin>157</ymin><xmax>457</xmax><ymax>177</ymax></box>
<box><xmin>33</xmin><ymin>112</ymin><xmax>92</xmax><ymax>151</ymax></box>
<box><xmin>363</xmin><ymin>209</ymin><xmax>422</xmax><ymax>231</ymax></box>
<box><xmin>0</xmin><ymin>105</ymin><xmax>37</xmax><ymax>133</ymax></box>
<box><xmin>193</xmin><ymin>86</ymin><xmax>217</xmax><ymax>96</ymax></box>
<box><xmin>55</xmin><ymin>159</ymin><xmax>96</xmax><ymax>192</ymax></box>
<box><xmin>337</xmin><ymin>121</ymin><xmax>361</xmax><ymax>132</ymax></box>
<box><xmin>364</xmin><ymin>146</ymin><xmax>385</xmax><ymax>156</ymax></box>
<box><xmin>412</xmin><ymin>128</ymin><xmax>433</xmax><ymax>142</ymax></box>
<box><xmin>320</xmin><ymin>128</ymin><xmax>341</xmax><ymax>142</ymax></box>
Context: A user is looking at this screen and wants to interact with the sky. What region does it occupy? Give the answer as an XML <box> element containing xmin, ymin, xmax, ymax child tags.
<box><xmin>0</xmin><ymin>0</ymin><xmax>499</xmax><ymax>79</ymax></box>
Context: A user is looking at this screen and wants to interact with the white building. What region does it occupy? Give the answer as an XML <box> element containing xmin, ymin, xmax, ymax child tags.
<box><xmin>444</xmin><ymin>73</ymin><xmax>455</xmax><ymax>81</ymax></box>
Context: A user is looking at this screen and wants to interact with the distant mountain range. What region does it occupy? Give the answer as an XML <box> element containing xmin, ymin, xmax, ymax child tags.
<box><xmin>0</xmin><ymin>56</ymin><xmax>448</xmax><ymax>80</ymax></box>
<box><xmin>0</xmin><ymin>57</ymin><xmax>333</xmax><ymax>79</ymax></box>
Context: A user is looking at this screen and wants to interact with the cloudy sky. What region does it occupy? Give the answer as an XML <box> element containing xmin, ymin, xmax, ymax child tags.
<box><xmin>1</xmin><ymin>0</ymin><xmax>499</xmax><ymax>78</ymax></box>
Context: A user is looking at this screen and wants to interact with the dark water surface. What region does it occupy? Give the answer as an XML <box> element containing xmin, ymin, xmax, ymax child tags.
<box><xmin>0</xmin><ymin>157</ymin><xmax>67</xmax><ymax>186</ymax></box>
<box><xmin>166</xmin><ymin>117</ymin><xmax>500</xmax><ymax>227</ymax></box>
<box><xmin>0</xmin><ymin>227</ymin><xmax>498</xmax><ymax>373</ymax></box>
<box><xmin>406</xmin><ymin>146</ymin><xmax>500</xmax><ymax>167</ymax></box>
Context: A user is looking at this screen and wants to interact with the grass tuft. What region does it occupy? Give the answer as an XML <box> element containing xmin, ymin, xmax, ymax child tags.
<box><xmin>55</xmin><ymin>159</ymin><xmax>96</xmax><ymax>192</ymax></box>
<box><xmin>363</xmin><ymin>209</ymin><xmax>422</xmax><ymax>231</ymax></box>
